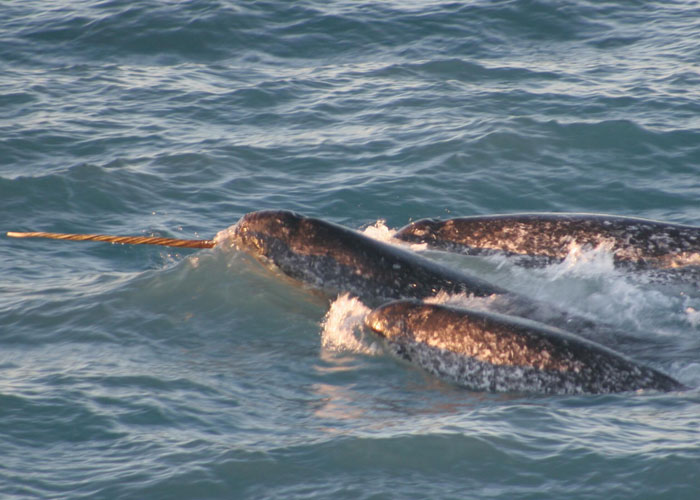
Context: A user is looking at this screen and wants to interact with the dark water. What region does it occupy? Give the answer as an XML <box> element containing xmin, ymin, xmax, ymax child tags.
<box><xmin>1</xmin><ymin>1</ymin><xmax>699</xmax><ymax>498</ymax></box>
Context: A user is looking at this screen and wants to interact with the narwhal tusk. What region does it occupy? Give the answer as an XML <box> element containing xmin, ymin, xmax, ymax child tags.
<box><xmin>6</xmin><ymin>231</ymin><xmax>216</xmax><ymax>249</ymax></box>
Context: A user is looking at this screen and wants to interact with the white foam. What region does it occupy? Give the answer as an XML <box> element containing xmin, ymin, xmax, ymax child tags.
<box><xmin>360</xmin><ymin>219</ymin><xmax>396</xmax><ymax>243</ymax></box>
<box><xmin>212</xmin><ymin>223</ymin><xmax>239</xmax><ymax>248</ymax></box>
<box><xmin>359</xmin><ymin>219</ymin><xmax>429</xmax><ymax>251</ymax></box>
<box><xmin>423</xmin><ymin>290</ymin><xmax>500</xmax><ymax>312</ymax></box>
<box><xmin>685</xmin><ymin>306</ymin><xmax>700</xmax><ymax>328</ymax></box>
<box><xmin>320</xmin><ymin>293</ymin><xmax>381</xmax><ymax>355</ymax></box>
<box><xmin>549</xmin><ymin>240</ymin><xmax>617</xmax><ymax>280</ymax></box>
<box><xmin>494</xmin><ymin>242</ymin><xmax>699</xmax><ymax>337</ymax></box>
<box><xmin>406</xmin><ymin>241</ymin><xmax>429</xmax><ymax>252</ymax></box>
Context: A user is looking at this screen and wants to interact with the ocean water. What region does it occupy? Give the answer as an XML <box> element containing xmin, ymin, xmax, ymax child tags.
<box><xmin>1</xmin><ymin>0</ymin><xmax>699</xmax><ymax>498</ymax></box>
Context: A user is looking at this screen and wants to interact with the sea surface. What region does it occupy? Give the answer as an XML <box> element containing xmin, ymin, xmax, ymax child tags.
<box><xmin>1</xmin><ymin>1</ymin><xmax>699</xmax><ymax>498</ymax></box>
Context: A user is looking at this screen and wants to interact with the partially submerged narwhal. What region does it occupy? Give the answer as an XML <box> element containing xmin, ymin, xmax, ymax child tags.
<box><xmin>366</xmin><ymin>300</ymin><xmax>684</xmax><ymax>394</ymax></box>
<box><xmin>7</xmin><ymin>209</ymin><xmax>686</xmax><ymax>394</ymax></box>
<box><xmin>395</xmin><ymin>213</ymin><xmax>700</xmax><ymax>269</ymax></box>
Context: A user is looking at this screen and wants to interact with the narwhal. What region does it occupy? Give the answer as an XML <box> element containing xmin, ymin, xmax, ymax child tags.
<box><xmin>395</xmin><ymin>213</ymin><xmax>700</xmax><ymax>269</ymax></box>
<box><xmin>2</xmin><ymin>210</ymin><xmax>648</xmax><ymax>339</ymax></box>
<box><xmin>365</xmin><ymin>300</ymin><xmax>685</xmax><ymax>394</ymax></box>
<box><xmin>7</xmin><ymin>209</ymin><xmax>684</xmax><ymax>393</ymax></box>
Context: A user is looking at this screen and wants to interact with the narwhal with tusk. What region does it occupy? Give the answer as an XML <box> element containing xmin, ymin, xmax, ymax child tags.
<box><xmin>7</xmin><ymin>209</ymin><xmax>685</xmax><ymax>393</ymax></box>
<box><xmin>2</xmin><ymin>210</ymin><xmax>653</xmax><ymax>339</ymax></box>
<box><xmin>8</xmin><ymin>210</ymin><xmax>505</xmax><ymax>304</ymax></box>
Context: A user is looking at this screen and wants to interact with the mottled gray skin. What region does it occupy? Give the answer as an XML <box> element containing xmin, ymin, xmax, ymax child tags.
<box><xmin>230</xmin><ymin>210</ymin><xmax>506</xmax><ymax>307</ymax></box>
<box><xmin>365</xmin><ymin>300</ymin><xmax>685</xmax><ymax>395</ymax></box>
<box><xmin>228</xmin><ymin>211</ymin><xmax>650</xmax><ymax>350</ymax></box>
<box><xmin>395</xmin><ymin>213</ymin><xmax>700</xmax><ymax>269</ymax></box>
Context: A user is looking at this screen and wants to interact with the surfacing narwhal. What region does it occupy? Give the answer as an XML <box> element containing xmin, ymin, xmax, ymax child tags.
<box><xmin>7</xmin><ymin>209</ymin><xmax>686</xmax><ymax>394</ymax></box>
<box><xmin>6</xmin><ymin>210</ymin><xmax>511</xmax><ymax>306</ymax></box>
<box><xmin>395</xmin><ymin>213</ymin><xmax>700</xmax><ymax>269</ymax></box>
<box><xmin>365</xmin><ymin>300</ymin><xmax>685</xmax><ymax>394</ymax></box>
<box><xmin>2</xmin><ymin>210</ymin><xmax>653</xmax><ymax>340</ymax></box>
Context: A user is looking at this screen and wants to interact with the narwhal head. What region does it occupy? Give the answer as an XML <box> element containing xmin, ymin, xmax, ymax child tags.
<box><xmin>394</xmin><ymin>218</ymin><xmax>445</xmax><ymax>245</ymax></box>
<box><xmin>229</xmin><ymin>209</ymin><xmax>367</xmax><ymax>264</ymax></box>
<box><xmin>364</xmin><ymin>300</ymin><xmax>423</xmax><ymax>342</ymax></box>
<box><xmin>226</xmin><ymin>210</ymin><xmax>381</xmax><ymax>294</ymax></box>
<box><xmin>229</xmin><ymin>210</ymin><xmax>307</xmax><ymax>260</ymax></box>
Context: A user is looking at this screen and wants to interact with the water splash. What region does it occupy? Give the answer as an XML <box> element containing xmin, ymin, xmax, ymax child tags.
<box><xmin>360</xmin><ymin>219</ymin><xmax>395</xmax><ymax>242</ymax></box>
<box><xmin>549</xmin><ymin>240</ymin><xmax>617</xmax><ymax>280</ymax></box>
<box><xmin>320</xmin><ymin>293</ymin><xmax>381</xmax><ymax>355</ymax></box>
<box><xmin>212</xmin><ymin>222</ymin><xmax>239</xmax><ymax>248</ymax></box>
<box><xmin>423</xmin><ymin>290</ymin><xmax>501</xmax><ymax>311</ymax></box>
<box><xmin>498</xmin><ymin>242</ymin><xmax>699</xmax><ymax>338</ymax></box>
<box><xmin>685</xmin><ymin>306</ymin><xmax>700</xmax><ymax>328</ymax></box>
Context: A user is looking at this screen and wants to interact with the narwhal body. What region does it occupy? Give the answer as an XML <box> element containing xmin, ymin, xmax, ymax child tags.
<box><xmin>365</xmin><ymin>300</ymin><xmax>684</xmax><ymax>394</ymax></box>
<box><xmin>395</xmin><ymin>213</ymin><xmax>700</xmax><ymax>269</ymax></box>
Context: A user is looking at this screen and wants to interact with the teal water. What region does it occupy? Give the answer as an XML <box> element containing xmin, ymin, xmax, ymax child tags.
<box><xmin>1</xmin><ymin>1</ymin><xmax>699</xmax><ymax>498</ymax></box>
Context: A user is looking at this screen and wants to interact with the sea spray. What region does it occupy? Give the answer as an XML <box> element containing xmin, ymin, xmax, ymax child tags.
<box><xmin>321</xmin><ymin>293</ymin><xmax>380</xmax><ymax>355</ymax></box>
